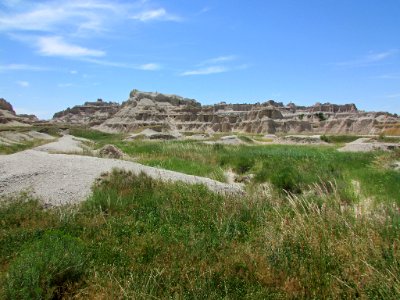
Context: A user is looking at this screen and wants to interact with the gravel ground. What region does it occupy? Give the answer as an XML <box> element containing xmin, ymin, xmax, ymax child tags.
<box><xmin>34</xmin><ymin>135</ymin><xmax>89</xmax><ymax>153</ymax></box>
<box><xmin>338</xmin><ymin>138</ymin><xmax>400</xmax><ymax>152</ymax></box>
<box><xmin>0</xmin><ymin>135</ymin><xmax>243</xmax><ymax>206</ymax></box>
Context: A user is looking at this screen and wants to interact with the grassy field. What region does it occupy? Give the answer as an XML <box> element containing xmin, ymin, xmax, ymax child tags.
<box><xmin>71</xmin><ymin>128</ymin><xmax>400</xmax><ymax>205</ymax></box>
<box><xmin>0</xmin><ymin>171</ymin><xmax>399</xmax><ymax>299</ymax></box>
<box><xmin>0</xmin><ymin>128</ymin><xmax>398</xmax><ymax>298</ymax></box>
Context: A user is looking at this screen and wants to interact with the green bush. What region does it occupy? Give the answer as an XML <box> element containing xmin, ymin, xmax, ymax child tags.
<box><xmin>270</xmin><ymin>166</ymin><xmax>302</xmax><ymax>193</ymax></box>
<box><xmin>320</xmin><ymin>135</ymin><xmax>361</xmax><ymax>144</ymax></box>
<box><xmin>5</xmin><ymin>231</ymin><xmax>86</xmax><ymax>300</ymax></box>
<box><xmin>315</xmin><ymin>112</ymin><xmax>327</xmax><ymax>121</ymax></box>
<box><xmin>233</xmin><ymin>156</ymin><xmax>255</xmax><ymax>174</ymax></box>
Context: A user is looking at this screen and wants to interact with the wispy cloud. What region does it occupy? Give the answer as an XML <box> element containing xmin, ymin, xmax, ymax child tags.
<box><xmin>0</xmin><ymin>1</ymin><xmax>179</xmax><ymax>69</ymax></box>
<box><xmin>0</xmin><ymin>63</ymin><xmax>49</xmax><ymax>71</ymax></box>
<box><xmin>0</xmin><ymin>0</ymin><xmax>123</xmax><ymax>34</ymax></box>
<box><xmin>0</xmin><ymin>1</ymin><xmax>181</xmax><ymax>35</ymax></box>
<box><xmin>131</xmin><ymin>8</ymin><xmax>180</xmax><ymax>22</ymax></box>
<box><xmin>335</xmin><ymin>50</ymin><xmax>398</xmax><ymax>67</ymax></box>
<box><xmin>182</xmin><ymin>55</ymin><xmax>248</xmax><ymax>76</ymax></box>
<box><xmin>16</xmin><ymin>80</ymin><xmax>29</xmax><ymax>87</ymax></box>
<box><xmin>36</xmin><ymin>36</ymin><xmax>105</xmax><ymax>57</ymax></box>
<box><xmin>82</xmin><ymin>58</ymin><xmax>161</xmax><ymax>71</ymax></box>
<box><xmin>201</xmin><ymin>55</ymin><xmax>237</xmax><ymax>65</ymax></box>
<box><xmin>137</xmin><ymin>63</ymin><xmax>161</xmax><ymax>70</ymax></box>
<box><xmin>387</xmin><ymin>93</ymin><xmax>400</xmax><ymax>98</ymax></box>
<box><xmin>376</xmin><ymin>73</ymin><xmax>400</xmax><ymax>80</ymax></box>
<box><xmin>197</xmin><ymin>7</ymin><xmax>211</xmax><ymax>15</ymax></box>
<box><xmin>180</xmin><ymin>66</ymin><xmax>228</xmax><ymax>76</ymax></box>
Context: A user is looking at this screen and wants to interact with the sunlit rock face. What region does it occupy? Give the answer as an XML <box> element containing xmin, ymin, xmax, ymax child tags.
<box><xmin>52</xmin><ymin>89</ymin><xmax>400</xmax><ymax>135</ymax></box>
<box><xmin>0</xmin><ymin>98</ymin><xmax>39</xmax><ymax>126</ymax></box>
<box><xmin>52</xmin><ymin>99</ymin><xmax>120</xmax><ymax>126</ymax></box>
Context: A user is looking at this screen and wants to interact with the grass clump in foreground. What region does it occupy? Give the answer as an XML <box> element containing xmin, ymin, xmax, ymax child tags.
<box><xmin>1</xmin><ymin>170</ymin><xmax>399</xmax><ymax>299</ymax></box>
<box><xmin>5</xmin><ymin>231</ymin><xmax>86</xmax><ymax>300</ymax></box>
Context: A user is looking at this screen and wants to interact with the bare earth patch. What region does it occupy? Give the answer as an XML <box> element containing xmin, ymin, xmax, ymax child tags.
<box><xmin>0</xmin><ymin>135</ymin><xmax>243</xmax><ymax>206</ymax></box>
<box><xmin>339</xmin><ymin>138</ymin><xmax>400</xmax><ymax>152</ymax></box>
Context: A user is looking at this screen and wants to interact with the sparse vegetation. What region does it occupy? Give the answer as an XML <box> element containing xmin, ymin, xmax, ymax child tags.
<box><xmin>0</xmin><ymin>140</ymin><xmax>49</xmax><ymax>154</ymax></box>
<box><xmin>69</xmin><ymin>127</ymin><xmax>123</xmax><ymax>144</ymax></box>
<box><xmin>377</xmin><ymin>134</ymin><xmax>400</xmax><ymax>143</ymax></box>
<box><xmin>315</xmin><ymin>112</ymin><xmax>327</xmax><ymax>121</ymax></box>
<box><xmin>0</xmin><ymin>171</ymin><xmax>398</xmax><ymax>298</ymax></box>
<box><xmin>71</xmin><ymin>129</ymin><xmax>399</xmax><ymax>203</ymax></box>
<box><xmin>320</xmin><ymin>134</ymin><xmax>362</xmax><ymax>144</ymax></box>
<box><xmin>1</xmin><ymin>127</ymin><xmax>399</xmax><ymax>298</ymax></box>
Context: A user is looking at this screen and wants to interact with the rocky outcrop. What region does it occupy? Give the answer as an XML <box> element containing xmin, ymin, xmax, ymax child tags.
<box><xmin>0</xmin><ymin>98</ymin><xmax>39</xmax><ymax>126</ymax></box>
<box><xmin>52</xmin><ymin>99</ymin><xmax>120</xmax><ymax>126</ymax></box>
<box><xmin>0</xmin><ymin>98</ymin><xmax>15</xmax><ymax>113</ymax></box>
<box><xmin>52</xmin><ymin>90</ymin><xmax>400</xmax><ymax>135</ymax></box>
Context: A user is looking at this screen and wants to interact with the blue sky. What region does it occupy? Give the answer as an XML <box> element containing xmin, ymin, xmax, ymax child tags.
<box><xmin>0</xmin><ymin>0</ymin><xmax>399</xmax><ymax>119</ymax></box>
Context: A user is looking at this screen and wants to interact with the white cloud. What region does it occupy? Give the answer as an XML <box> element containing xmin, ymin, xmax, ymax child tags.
<box><xmin>37</xmin><ymin>36</ymin><xmax>105</xmax><ymax>57</ymax></box>
<box><xmin>82</xmin><ymin>58</ymin><xmax>136</xmax><ymax>68</ymax></box>
<box><xmin>81</xmin><ymin>58</ymin><xmax>162</xmax><ymax>71</ymax></box>
<box><xmin>0</xmin><ymin>0</ymin><xmax>122</xmax><ymax>34</ymax></box>
<box><xmin>70</xmin><ymin>70</ymin><xmax>78</xmax><ymax>74</ymax></box>
<box><xmin>202</xmin><ymin>55</ymin><xmax>237</xmax><ymax>65</ymax></box>
<box><xmin>138</xmin><ymin>63</ymin><xmax>161</xmax><ymax>70</ymax></box>
<box><xmin>0</xmin><ymin>0</ymin><xmax>181</xmax><ymax>36</ymax></box>
<box><xmin>16</xmin><ymin>80</ymin><xmax>29</xmax><ymax>87</ymax></box>
<box><xmin>180</xmin><ymin>66</ymin><xmax>228</xmax><ymax>76</ymax></box>
<box><xmin>131</xmin><ymin>8</ymin><xmax>180</xmax><ymax>22</ymax></box>
<box><xmin>0</xmin><ymin>63</ymin><xmax>49</xmax><ymax>71</ymax></box>
<box><xmin>336</xmin><ymin>50</ymin><xmax>398</xmax><ymax>67</ymax></box>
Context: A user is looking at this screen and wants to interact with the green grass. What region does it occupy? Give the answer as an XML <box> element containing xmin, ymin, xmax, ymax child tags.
<box><xmin>70</xmin><ymin>128</ymin><xmax>400</xmax><ymax>204</ymax></box>
<box><xmin>4</xmin><ymin>231</ymin><xmax>86</xmax><ymax>300</ymax></box>
<box><xmin>69</xmin><ymin>127</ymin><xmax>123</xmax><ymax>145</ymax></box>
<box><xmin>320</xmin><ymin>134</ymin><xmax>362</xmax><ymax>144</ymax></box>
<box><xmin>0</xmin><ymin>140</ymin><xmax>50</xmax><ymax>154</ymax></box>
<box><xmin>0</xmin><ymin>171</ymin><xmax>398</xmax><ymax>299</ymax></box>
<box><xmin>377</xmin><ymin>135</ymin><xmax>400</xmax><ymax>143</ymax></box>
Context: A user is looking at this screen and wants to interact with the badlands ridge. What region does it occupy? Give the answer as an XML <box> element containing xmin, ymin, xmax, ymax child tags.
<box><xmin>2</xmin><ymin>90</ymin><xmax>400</xmax><ymax>135</ymax></box>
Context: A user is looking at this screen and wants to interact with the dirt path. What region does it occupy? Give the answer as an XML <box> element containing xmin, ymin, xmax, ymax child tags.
<box><xmin>0</xmin><ymin>136</ymin><xmax>243</xmax><ymax>206</ymax></box>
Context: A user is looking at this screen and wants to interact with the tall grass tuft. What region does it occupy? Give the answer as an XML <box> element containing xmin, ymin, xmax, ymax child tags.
<box><xmin>0</xmin><ymin>171</ymin><xmax>399</xmax><ymax>298</ymax></box>
<box><xmin>4</xmin><ymin>231</ymin><xmax>86</xmax><ymax>300</ymax></box>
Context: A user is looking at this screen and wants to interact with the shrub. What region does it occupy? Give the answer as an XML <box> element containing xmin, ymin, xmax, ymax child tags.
<box><xmin>320</xmin><ymin>134</ymin><xmax>329</xmax><ymax>143</ymax></box>
<box><xmin>5</xmin><ymin>231</ymin><xmax>86</xmax><ymax>300</ymax></box>
<box><xmin>315</xmin><ymin>112</ymin><xmax>327</xmax><ymax>121</ymax></box>
<box><xmin>234</xmin><ymin>156</ymin><xmax>255</xmax><ymax>174</ymax></box>
<box><xmin>269</xmin><ymin>166</ymin><xmax>302</xmax><ymax>193</ymax></box>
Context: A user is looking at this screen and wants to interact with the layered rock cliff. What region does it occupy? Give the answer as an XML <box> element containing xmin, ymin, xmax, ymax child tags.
<box><xmin>51</xmin><ymin>90</ymin><xmax>400</xmax><ymax>135</ymax></box>
<box><xmin>0</xmin><ymin>98</ymin><xmax>39</xmax><ymax>126</ymax></box>
<box><xmin>52</xmin><ymin>99</ymin><xmax>120</xmax><ymax>126</ymax></box>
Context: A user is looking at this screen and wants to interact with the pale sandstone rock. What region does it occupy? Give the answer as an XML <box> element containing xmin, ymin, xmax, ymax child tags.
<box><xmin>51</xmin><ymin>89</ymin><xmax>400</xmax><ymax>135</ymax></box>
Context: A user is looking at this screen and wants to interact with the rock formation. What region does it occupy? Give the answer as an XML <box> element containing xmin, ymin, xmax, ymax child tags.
<box><xmin>51</xmin><ymin>90</ymin><xmax>400</xmax><ymax>135</ymax></box>
<box><xmin>52</xmin><ymin>99</ymin><xmax>120</xmax><ymax>126</ymax></box>
<box><xmin>0</xmin><ymin>98</ymin><xmax>39</xmax><ymax>126</ymax></box>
